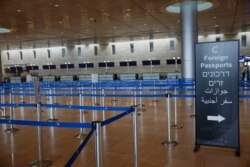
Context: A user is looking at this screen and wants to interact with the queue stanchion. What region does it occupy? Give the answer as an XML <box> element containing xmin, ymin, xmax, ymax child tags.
<box><xmin>0</xmin><ymin>89</ymin><xmax>9</xmax><ymax>119</ymax></box>
<box><xmin>94</xmin><ymin>121</ymin><xmax>102</xmax><ymax>167</ymax></box>
<box><xmin>171</xmin><ymin>86</ymin><xmax>183</xmax><ymax>129</ymax></box>
<box><xmin>190</xmin><ymin>84</ymin><xmax>196</xmax><ymax>117</ymax></box>
<box><xmin>47</xmin><ymin>88</ymin><xmax>58</xmax><ymax>122</ymax></box>
<box><xmin>101</xmin><ymin>89</ymin><xmax>106</xmax><ymax>120</ymax></box>
<box><xmin>161</xmin><ymin>93</ymin><xmax>178</xmax><ymax>147</ymax></box>
<box><xmin>5</xmin><ymin>91</ymin><xmax>19</xmax><ymax>133</ymax></box>
<box><xmin>70</xmin><ymin>87</ymin><xmax>73</xmax><ymax>105</ymax></box>
<box><xmin>138</xmin><ymin>83</ymin><xmax>146</xmax><ymax>112</ymax></box>
<box><xmin>152</xmin><ymin>80</ymin><xmax>159</xmax><ymax>102</ymax></box>
<box><xmin>30</xmin><ymin>103</ymin><xmax>53</xmax><ymax>167</ymax></box>
<box><xmin>30</xmin><ymin>78</ymin><xmax>52</xmax><ymax>167</ymax></box>
<box><xmin>111</xmin><ymin>86</ymin><xmax>117</xmax><ymax>102</ymax></box>
<box><xmin>53</xmin><ymin>87</ymin><xmax>58</xmax><ymax>104</ymax></box>
<box><xmin>133</xmin><ymin>89</ymin><xmax>140</xmax><ymax>116</ymax></box>
<box><xmin>19</xmin><ymin>86</ymin><xmax>24</xmax><ymax>103</ymax></box>
<box><xmin>132</xmin><ymin>98</ymin><xmax>138</xmax><ymax>167</ymax></box>
<box><xmin>75</xmin><ymin>93</ymin><xmax>87</xmax><ymax>139</ymax></box>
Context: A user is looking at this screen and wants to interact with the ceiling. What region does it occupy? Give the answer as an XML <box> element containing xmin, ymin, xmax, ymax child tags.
<box><xmin>0</xmin><ymin>0</ymin><xmax>249</xmax><ymax>50</ymax></box>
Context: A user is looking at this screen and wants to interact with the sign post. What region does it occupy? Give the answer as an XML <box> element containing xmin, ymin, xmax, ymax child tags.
<box><xmin>194</xmin><ymin>41</ymin><xmax>240</xmax><ymax>156</ymax></box>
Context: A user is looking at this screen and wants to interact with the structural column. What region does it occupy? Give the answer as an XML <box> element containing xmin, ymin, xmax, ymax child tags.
<box><xmin>181</xmin><ymin>1</ymin><xmax>198</xmax><ymax>79</ymax></box>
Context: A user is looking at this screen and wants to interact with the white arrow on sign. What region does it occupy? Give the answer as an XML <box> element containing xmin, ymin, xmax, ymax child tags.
<box><xmin>207</xmin><ymin>115</ymin><xmax>225</xmax><ymax>123</ymax></box>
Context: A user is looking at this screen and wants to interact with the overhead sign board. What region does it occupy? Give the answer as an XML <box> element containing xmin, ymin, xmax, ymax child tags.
<box><xmin>195</xmin><ymin>41</ymin><xmax>240</xmax><ymax>153</ymax></box>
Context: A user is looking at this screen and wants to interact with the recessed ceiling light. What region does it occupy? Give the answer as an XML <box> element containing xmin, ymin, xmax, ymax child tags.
<box><xmin>0</xmin><ymin>28</ymin><xmax>11</xmax><ymax>34</ymax></box>
<box><xmin>213</xmin><ymin>16</ymin><xmax>217</xmax><ymax>19</ymax></box>
<box><xmin>58</xmin><ymin>21</ymin><xmax>63</xmax><ymax>24</ymax></box>
<box><xmin>144</xmin><ymin>24</ymin><xmax>147</xmax><ymax>26</ymax></box>
<box><xmin>17</xmin><ymin>9</ymin><xmax>22</xmax><ymax>12</ymax></box>
<box><xmin>214</xmin><ymin>24</ymin><xmax>219</xmax><ymax>27</ymax></box>
<box><xmin>166</xmin><ymin>1</ymin><xmax>213</xmax><ymax>13</ymax></box>
<box><xmin>113</xmin><ymin>26</ymin><xmax>117</xmax><ymax>29</ymax></box>
<box><xmin>54</xmin><ymin>4</ymin><xmax>59</xmax><ymax>7</ymax></box>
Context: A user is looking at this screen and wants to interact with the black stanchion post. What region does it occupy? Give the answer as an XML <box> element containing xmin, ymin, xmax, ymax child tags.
<box><xmin>5</xmin><ymin>91</ymin><xmax>19</xmax><ymax>133</ymax></box>
<box><xmin>161</xmin><ymin>93</ymin><xmax>178</xmax><ymax>147</ymax></box>
<box><xmin>94</xmin><ymin>121</ymin><xmax>102</xmax><ymax>167</ymax></box>
<box><xmin>171</xmin><ymin>86</ymin><xmax>183</xmax><ymax>129</ymax></box>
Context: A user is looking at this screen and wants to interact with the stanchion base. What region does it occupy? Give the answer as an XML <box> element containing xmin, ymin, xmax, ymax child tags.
<box><xmin>137</xmin><ymin>108</ymin><xmax>146</xmax><ymax>112</ymax></box>
<box><xmin>0</xmin><ymin>115</ymin><xmax>10</xmax><ymax>119</ymax></box>
<box><xmin>111</xmin><ymin>99</ymin><xmax>118</xmax><ymax>102</ymax></box>
<box><xmin>19</xmin><ymin>99</ymin><xmax>26</xmax><ymax>103</ymax></box>
<box><xmin>171</xmin><ymin>124</ymin><xmax>183</xmax><ymax>129</ymax></box>
<box><xmin>152</xmin><ymin>99</ymin><xmax>159</xmax><ymax>102</ymax></box>
<box><xmin>47</xmin><ymin>118</ymin><xmax>58</xmax><ymax>122</ymax></box>
<box><xmin>5</xmin><ymin>128</ymin><xmax>20</xmax><ymax>133</ymax></box>
<box><xmin>130</xmin><ymin>112</ymin><xmax>141</xmax><ymax>116</ymax></box>
<box><xmin>34</xmin><ymin>110</ymin><xmax>44</xmax><ymax>113</ymax></box>
<box><xmin>84</xmin><ymin>110</ymin><xmax>88</xmax><ymax>114</ymax></box>
<box><xmin>161</xmin><ymin>140</ymin><xmax>179</xmax><ymax>147</ymax></box>
<box><xmin>94</xmin><ymin>103</ymin><xmax>100</xmax><ymax>106</ymax></box>
<box><xmin>29</xmin><ymin>159</ymin><xmax>52</xmax><ymax>167</ymax></box>
<box><xmin>190</xmin><ymin>114</ymin><xmax>196</xmax><ymax>118</ymax></box>
<box><xmin>74</xmin><ymin>133</ymin><xmax>87</xmax><ymax>139</ymax></box>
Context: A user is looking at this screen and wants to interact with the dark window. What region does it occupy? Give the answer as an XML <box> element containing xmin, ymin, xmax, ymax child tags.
<box><xmin>152</xmin><ymin>60</ymin><xmax>160</xmax><ymax>65</ymax></box>
<box><xmin>167</xmin><ymin>59</ymin><xmax>175</xmax><ymax>64</ymax></box>
<box><xmin>26</xmin><ymin>66</ymin><xmax>39</xmax><ymax>70</ymax></box>
<box><xmin>50</xmin><ymin>65</ymin><xmax>56</xmax><ymax>69</ymax></box>
<box><xmin>142</xmin><ymin>60</ymin><xmax>150</xmax><ymax>65</ymax></box>
<box><xmin>98</xmin><ymin>62</ymin><xmax>106</xmax><ymax>67</ymax></box>
<box><xmin>60</xmin><ymin>64</ymin><xmax>74</xmax><ymax>69</ymax></box>
<box><xmin>87</xmin><ymin>63</ymin><xmax>94</xmax><ymax>68</ymax></box>
<box><xmin>107</xmin><ymin>62</ymin><xmax>114</xmax><ymax>67</ymax></box>
<box><xmin>120</xmin><ymin>62</ymin><xmax>128</xmax><ymax>66</ymax></box>
<box><xmin>129</xmin><ymin>61</ymin><xmax>137</xmax><ymax>66</ymax></box>
<box><xmin>42</xmin><ymin>65</ymin><xmax>49</xmax><ymax>69</ymax></box>
<box><xmin>67</xmin><ymin>64</ymin><xmax>74</xmax><ymax>68</ymax></box>
<box><xmin>216</xmin><ymin>37</ymin><xmax>221</xmax><ymax>42</ymax></box>
<box><xmin>79</xmin><ymin>63</ymin><xmax>87</xmax><ymax>68</ymax></box>
<box><xmin>60</xmin><ymin>64</ymin><xmax>67</xmax><ymax>69</ymax></box>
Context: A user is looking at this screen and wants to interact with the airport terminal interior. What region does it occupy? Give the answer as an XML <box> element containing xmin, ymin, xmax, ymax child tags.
<box><xmin>1</xmin><ymin>0</ymin><xmax>250</xmax><ymax>167</ymax></box>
